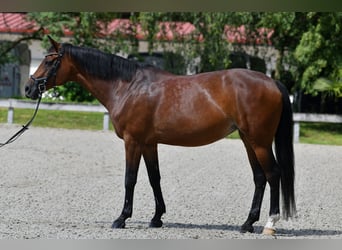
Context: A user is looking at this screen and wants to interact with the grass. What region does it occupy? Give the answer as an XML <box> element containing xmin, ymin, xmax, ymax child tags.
<box><xmin>1</xmin><ymin>107</ymin><xmax>341</xmax><ymax>145</ymax></box>
<box><xmin>299</xmin><ymin>122</ymin><xmax>342</xmax><ymax>145</ymax></box>
<box><xmin>0</xmin><ymin>107</ymin><xmax>113</xmax><ymax>131</ymax></box>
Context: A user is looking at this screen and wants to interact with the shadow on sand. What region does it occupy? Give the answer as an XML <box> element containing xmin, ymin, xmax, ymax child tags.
<box><xmin>162</xmin><ymin>222</ymin><xmax>342</xmax><ymax>237</ymax></box>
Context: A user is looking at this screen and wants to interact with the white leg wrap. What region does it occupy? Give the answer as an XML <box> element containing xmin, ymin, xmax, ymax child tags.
<box><xmin>264</xmin><ymin>214</ymin><xmax>280</xmax><ymax>230</ymax></box>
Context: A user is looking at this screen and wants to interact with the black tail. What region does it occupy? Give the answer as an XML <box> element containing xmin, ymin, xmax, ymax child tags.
<box><xmin>275</xmin><ymin>81</ymin><xmax>297</xmax><ymax>220</ymax></box>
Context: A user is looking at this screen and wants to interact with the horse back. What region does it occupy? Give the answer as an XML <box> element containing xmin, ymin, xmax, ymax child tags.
<box><xmin>150</xmin><ymin>68</ymin><xmax>282</xmax><ymax>146</ymax></box>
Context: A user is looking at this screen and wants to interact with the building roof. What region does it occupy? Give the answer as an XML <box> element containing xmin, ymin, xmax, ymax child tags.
<box><xmin>0</xmin><ymin>13</ymin><xmax>36</xmax><ymax>34</ymax></box>
<box><xmin>0</xmin><ymin>13</ymin><xmax>273</xmax><ymax>45</ymax></box>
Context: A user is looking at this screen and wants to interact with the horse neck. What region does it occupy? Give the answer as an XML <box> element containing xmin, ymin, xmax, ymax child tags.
<box><xmin>70</xmin><ymin>68</ymin><xmax>120</xmax><ymax>110</ymax></box>
<box><xmin>65</xmin><ymin>50</ymin><xmax>138</xmax><ymax>110</ymax></box>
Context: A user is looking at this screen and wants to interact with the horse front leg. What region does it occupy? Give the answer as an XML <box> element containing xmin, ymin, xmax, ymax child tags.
<box><xmin>112</xmin><ymin>138</ymin><xmax>142</xmax><ymax>229</ymax></box>
<box><xmin>142</xmin><ymin>144</ymin><xmax>166</xmax><ymax>228</ymax></box>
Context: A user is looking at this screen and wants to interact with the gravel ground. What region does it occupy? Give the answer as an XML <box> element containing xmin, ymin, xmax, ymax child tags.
<box><xmin>0</xmin><ymin>125</ymin><xmax>341</xmax><ymax>239</ymax></box>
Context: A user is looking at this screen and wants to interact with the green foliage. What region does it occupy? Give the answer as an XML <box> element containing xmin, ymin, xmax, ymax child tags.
<box><xmin>294</xmin><ymin>13</ymin><xmax>342</xmax><ymax>96</ymax></box>
<box><xmin>0</xmin><ymin>41</ymin><xmax>17</xmax><ymax>65</ymax></box>
<box><xmin>249</xmin><ymin>12</ymin><xmax>342</xmax><ymax>103</ymax></box>
<box><xmin>313</xmin><ymin>78</ymin><xmax>342</xmax><ymax>97</ymax></box>
<box><xmin>50</xmin><ymin>82</ymin><xmax>95</xmax><ymax>102</ymax></box>
<box><xmin>195</xmin><ymin>13</ymin><xmax>232</xmax><ymax>72</ymax></box>
<box><xmin>163</xmin><ymin>52</ymin><xmax>187</xmax><ymax>75</ymax></box>
<box><xmin>136</xmin><ymin>12</ymin><xmax>233</xmax><ymax>73</ymax></box>
<box><xmin>256</xmin><ymin>12</ymin><xmax>308</xmax><ymax>90</ymax></box>
<box><xmin>258</xmin><ymin>12</ymin><xmax>304</xmax><ymax>51</ymax></box>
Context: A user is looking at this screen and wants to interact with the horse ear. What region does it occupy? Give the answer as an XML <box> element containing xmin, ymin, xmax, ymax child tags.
<box><xmin>47</xmin><ymin>35</ymin><xmax>60</xmax><ymax>52</ymax></box>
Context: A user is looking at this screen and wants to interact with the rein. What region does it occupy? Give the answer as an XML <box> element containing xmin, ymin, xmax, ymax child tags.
<box><xmin>0</xmin><ymin>95</ymin><xmax>42</xmax><ymax>148</ymax></box>
<box><xmin>0</xmin><ymin>52</ymin><xmax>63</xmax><ymax>148</ymax></box>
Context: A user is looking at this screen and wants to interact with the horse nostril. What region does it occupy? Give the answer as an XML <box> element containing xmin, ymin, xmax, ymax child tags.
<box><xmin>24</xmin><ymin>85</ymin><xmax>31</xmax><ymax>97</ymax></box>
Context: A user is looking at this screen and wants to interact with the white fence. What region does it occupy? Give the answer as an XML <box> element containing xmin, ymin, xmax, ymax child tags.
<box><xmin>1</xmin><ymin>99</ymin><xmax>342</xmax><ymax>141</ymax></box>
<box><xmin>0</xmin><ymin>99</ymin><xmax>110</xmax><ymax>130</ymax></box>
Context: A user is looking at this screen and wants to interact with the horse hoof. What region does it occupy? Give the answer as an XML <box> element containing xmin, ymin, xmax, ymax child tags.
<box><xmin>112</xmin><ymin>219</ymin><xmax>126</xmax><ymax>229</ymax></box>
<box><xmin>262</xmin><ymin>227</ymin><xmax>276</xmax><ymax>235</ymax></box>
<box><xmin>149</xmin><ymin>219</ymin><xmax>163</xmax><ymax>228</ymax></box>
<box><xmin>240</xmin><ymin>224</ymin><xmax>254</xmax><ymax>233</ymax></box>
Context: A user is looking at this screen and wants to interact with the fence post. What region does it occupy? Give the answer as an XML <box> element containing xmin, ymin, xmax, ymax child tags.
<box><xmin>103</xmin><ymin>112</ymin><xmax>109</xmax><ymax>131</ymax></box>
<box><xmin>293</xmin><ymin>121</ymin><xmax>300</xmax><ymax>143</ymax></box>
<box><xmin>7</xmin><ymin>100</ymin><xmax>14</xmax><ymax>124</ymax></box>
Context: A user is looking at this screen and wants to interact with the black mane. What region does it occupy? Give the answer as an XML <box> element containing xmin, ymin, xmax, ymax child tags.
<box><xmin>62</xmin><ymin>43</ymin><xmax>140</xmax><ymax>82</ymax></box>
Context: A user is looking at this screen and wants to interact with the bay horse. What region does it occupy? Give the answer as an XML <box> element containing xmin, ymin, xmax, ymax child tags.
<box><xmin>25</xmin><ymin>36</ymin><xmax>296</xmax><ymax>235</ymax></box>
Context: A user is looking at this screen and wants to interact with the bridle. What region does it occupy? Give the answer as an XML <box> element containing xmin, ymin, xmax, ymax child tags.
<box><xmin>30</xmin><ymin>50</ymin><xmax>63</xmax><ymax>96</ymax></box>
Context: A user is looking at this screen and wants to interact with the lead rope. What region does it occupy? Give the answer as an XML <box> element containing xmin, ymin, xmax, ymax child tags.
<box><xmin>0</xmin><ymin>94</ymin><xmax>42</xmax><ymax>148</ymax></box>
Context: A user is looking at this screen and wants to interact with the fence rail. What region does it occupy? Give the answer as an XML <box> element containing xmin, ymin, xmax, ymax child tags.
<box><xmin>0</xmin><ymin>99</ymin><xmax>110</xmax><ymax>130</ymax></box>
<box><xmin>1</xmin><ymin>99</ymin><xmax>341</xmax><ymax>140</ymax></box>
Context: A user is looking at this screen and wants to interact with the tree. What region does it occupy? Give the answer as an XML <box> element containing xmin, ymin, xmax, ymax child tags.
<box><xmin>185</xmin><ymin>13</ymin><xmax>232</xmax><ymax>72</ymax></box>
<box><xmin>293</xmin><ymin>12</ymin><xmax>342</xmax><ymax>96</ymax></box>
<box><xmin>137</xmin><ymin>12</ymin><xmax>234</xmax><ymax>73</ymax></box>
<box><xmin>247</xmin><ymin>12</ymin><xmax>342</xmax><ymax>112</ymax></box>
<box><xmin>254</xmin><ymin>12</ymin><xmax>309</xmax><ymax>90</ymax></box>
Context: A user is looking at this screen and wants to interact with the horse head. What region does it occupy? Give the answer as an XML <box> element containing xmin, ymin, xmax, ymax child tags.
<box><xmin>25</xmin><ymin>36</ymin><xmax>68</xmax><ymax>100</ymax></box>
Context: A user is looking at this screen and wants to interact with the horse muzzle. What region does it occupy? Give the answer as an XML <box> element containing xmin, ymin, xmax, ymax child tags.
<box><xmin>25</xmin><ymin>76</ymin><xmax>47</xmax><ymax>100</ymax></box>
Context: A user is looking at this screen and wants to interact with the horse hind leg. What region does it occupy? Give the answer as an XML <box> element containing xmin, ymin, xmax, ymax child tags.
<box><xmin>252</xmin><ymin>144</ymin><xmax>281</xmax><ymax>235</ymax></box>
<box><xmin>240</xmin><ymin>132</ymin><xmax>267</xmax><ymax>233</ymax></box>
<box><xmin>239</xmin><ymin>132</ymin><xmax>281</xmax><ymax>235</ymax></box>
